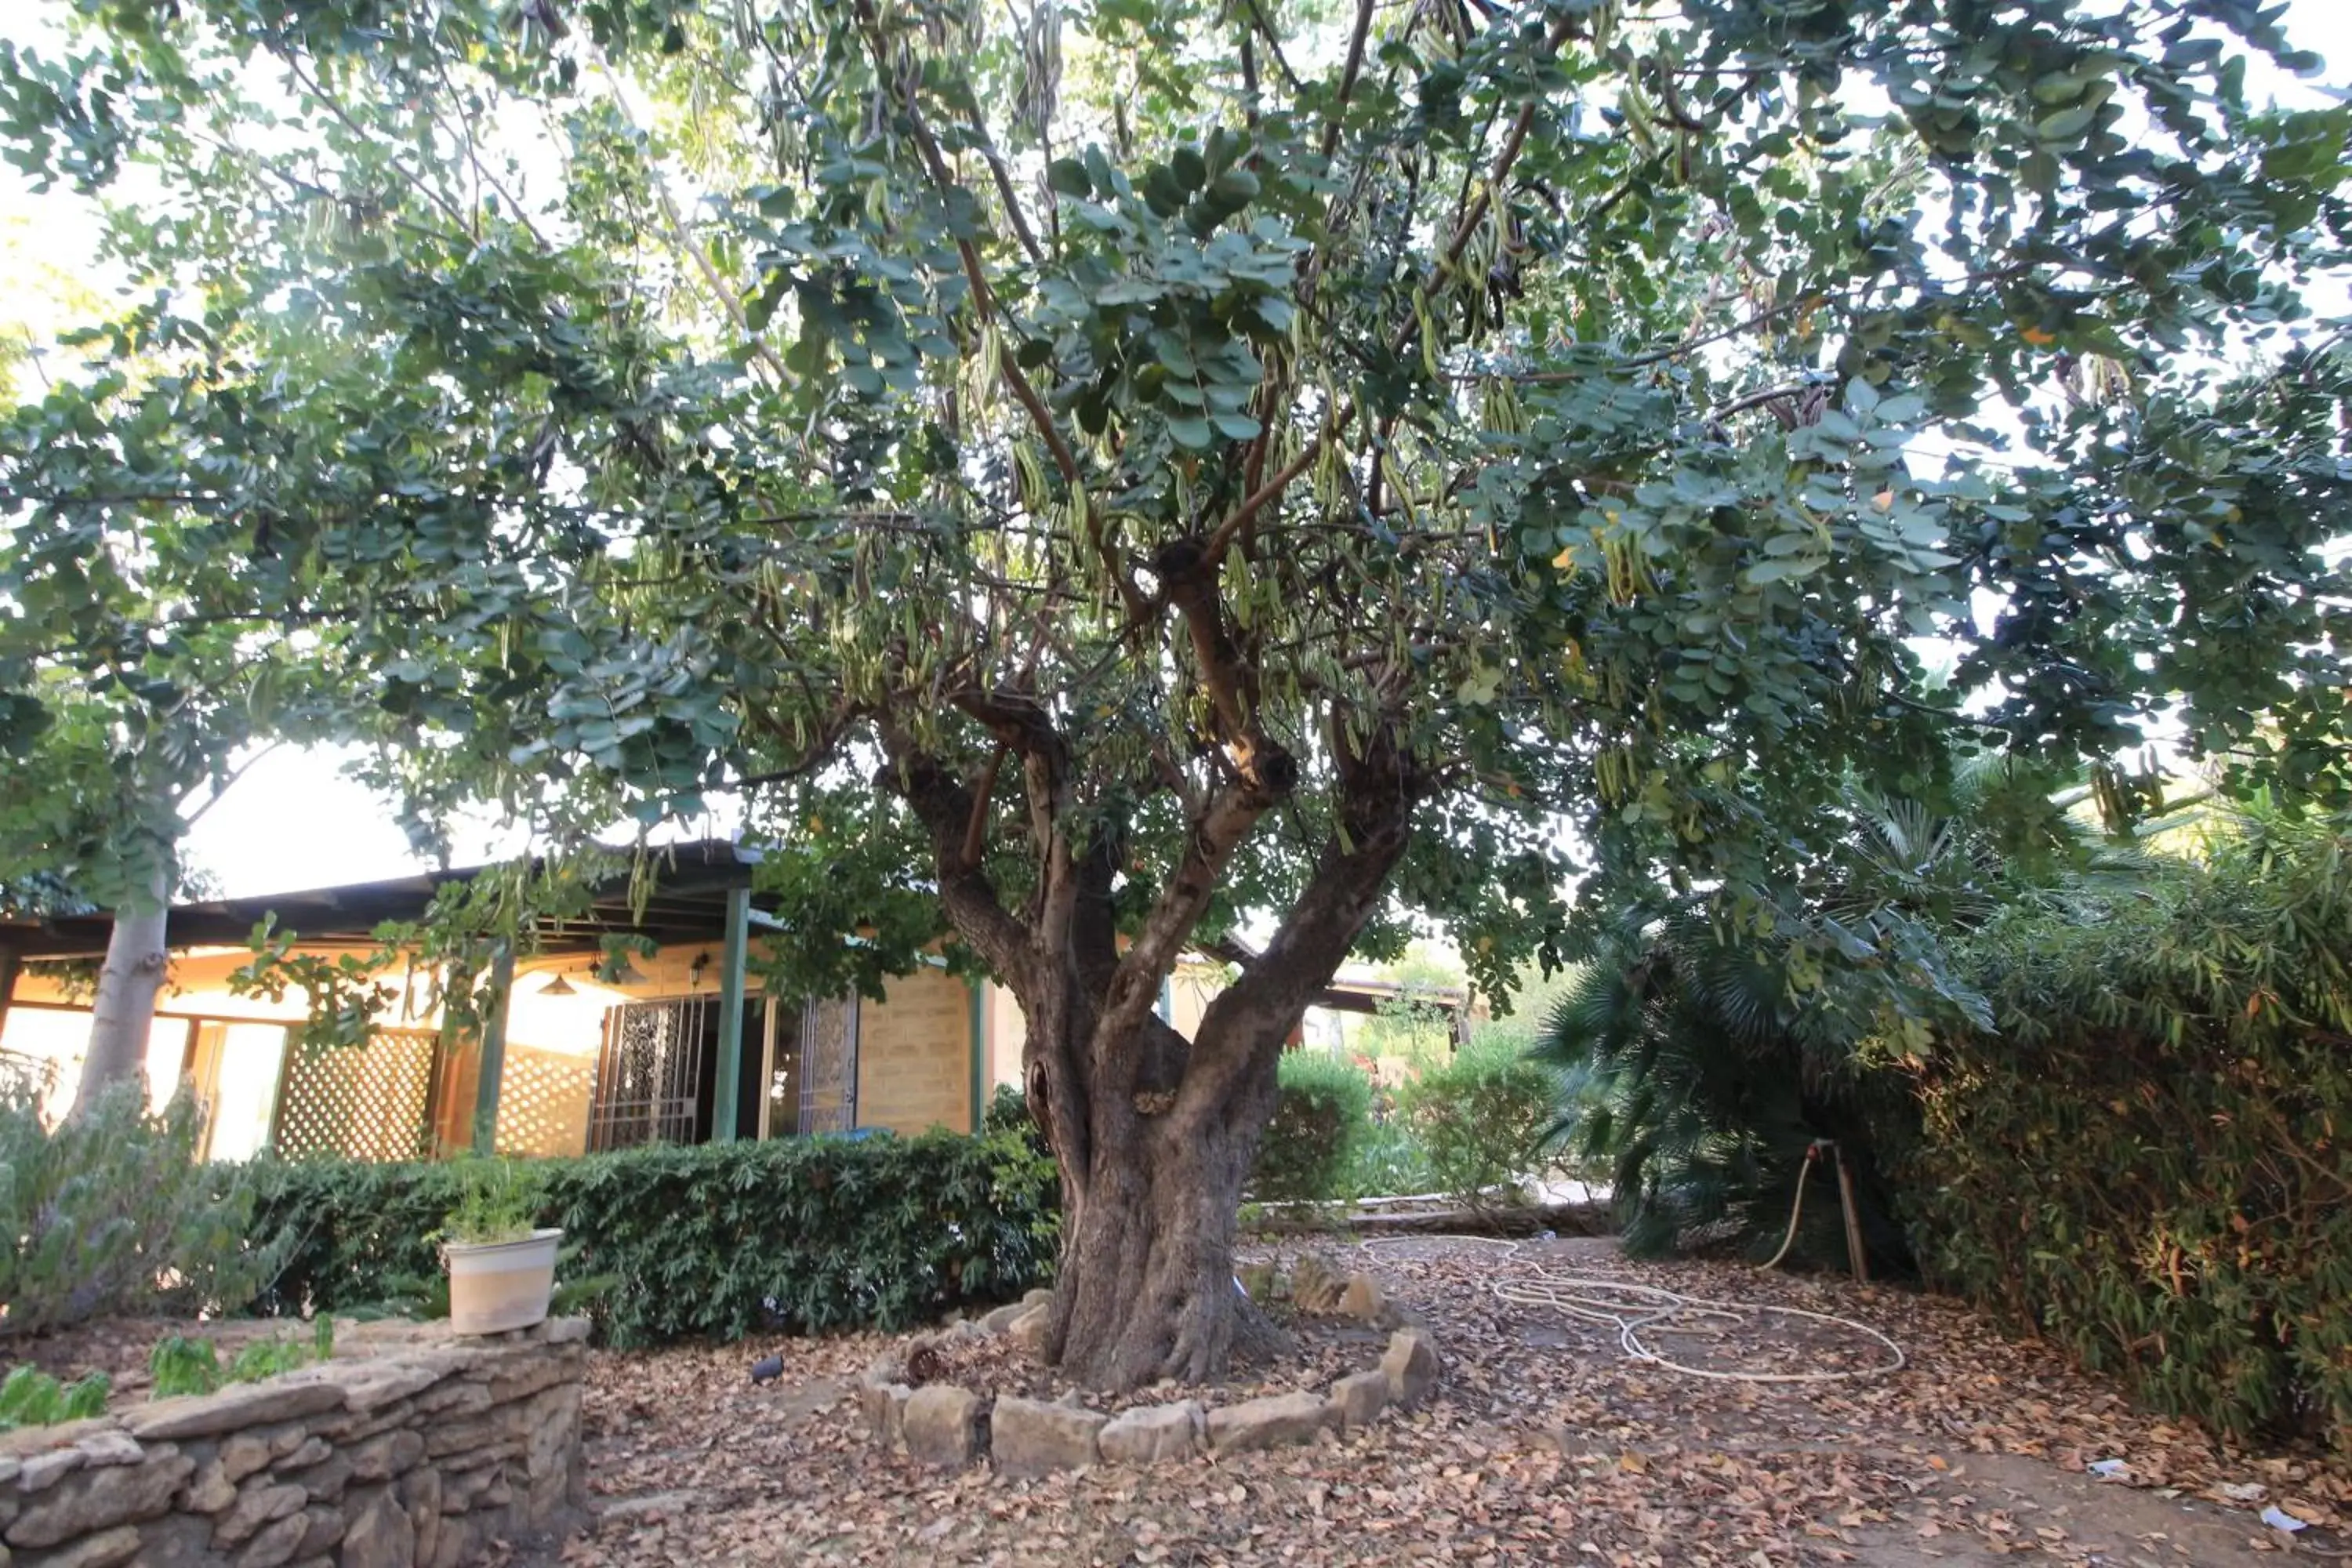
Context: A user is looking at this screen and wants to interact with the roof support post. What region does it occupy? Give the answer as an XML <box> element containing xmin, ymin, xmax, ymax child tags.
<box><xmin>967</xmin><ymin>978</ymin><xmax>986</xmax><ymax>1134</ymax></box>
<box><xmin>470</xmin><ymin>939</ymin><xmax>516</xmax><ymax>1155</ymax></box>
<box><xmin>711</xmin><ymin>886</ymin><xmax>750</xmax><ymax>1144</ymax></box>
<box><xmin>0</xmin><ymin>942</ymin><xmax>18</xmax><ymax>1039</ymax></box>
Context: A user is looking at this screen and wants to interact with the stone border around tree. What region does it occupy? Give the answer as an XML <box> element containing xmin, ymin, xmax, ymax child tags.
<box><xmin>853</xmin><ymin>1279</ymin><xmax>1443</xmax><ymax>1475</ymax></box>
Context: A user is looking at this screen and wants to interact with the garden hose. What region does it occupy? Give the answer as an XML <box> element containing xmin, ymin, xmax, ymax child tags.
<box><xmin>1360</xmin><ymin>1234</ymin><xmax>1907</xmax><ymax>1385</ymax></box>
<box><xmin>1758</xmin><ymin>1141</ymin><xmax>1826</xmax><ymax>1273</ymax></box>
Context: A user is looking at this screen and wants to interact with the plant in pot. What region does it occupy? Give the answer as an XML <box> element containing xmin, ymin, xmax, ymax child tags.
<box><xmin>440</xmin><ymin>1157</ymin><xmax>563</xmax><ymax>1336</ymax></box>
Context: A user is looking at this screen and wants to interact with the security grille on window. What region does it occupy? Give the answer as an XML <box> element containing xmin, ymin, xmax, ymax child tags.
<box><xmin>586</xmin><ymin>995</ymin><xmax>710</xmax><ymax>1151</ymax></box>
<box><xmin>763</xmin><ymin>994</ymin><xmax>858</xmax><ymax>1137</ymax></box>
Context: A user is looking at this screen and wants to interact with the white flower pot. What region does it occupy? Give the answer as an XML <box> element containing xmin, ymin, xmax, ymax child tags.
<box><xmin>443</xmin><ymin>1228</ymin><xmax>564</xmax><ymax>1335</ymax></box>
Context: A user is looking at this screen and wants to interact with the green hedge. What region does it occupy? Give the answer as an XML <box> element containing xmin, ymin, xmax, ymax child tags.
<box><xmin>1396</xmin><ymin>1038</ymin><xmax>1562</xmax><ymax>1207</ymax></box>
<box><xmin>241</xmin><ymin>1130</ymin><xmax>1058</xmax><ymax>1347</ymax></box>
<box><xmin>1248</xmin><ymin>1052</ymin><xmax>1374</xmax><ymax>1203</ymax></box>
<box><xmin>1904</xmin><ymin>811</ymin><xmax>2352</xmax><ymax>1451</ymax></box>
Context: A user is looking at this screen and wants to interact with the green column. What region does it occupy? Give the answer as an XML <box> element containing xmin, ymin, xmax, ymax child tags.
<box><xmin>470</xmin><ymin>940</ymin><xmax>516</xmax><ymax>1154</ymax></box>
<box><xmin>711</xmin><ymin>887</ymin><xmax>750</xmax><ymax>1143</ymax></box>
<box><xmin>0</xmin><ymin>943</ymin><xmax>18</xmax><ymax>1039</ymax></box>
<box><xmin>967</xmin><ymin>979</ymin><xmax>986</xmax><ymax>1134</ymax></box>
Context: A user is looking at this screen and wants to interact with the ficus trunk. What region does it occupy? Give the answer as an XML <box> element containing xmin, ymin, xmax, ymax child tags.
<box><xmin>70</xmin><ymin>859</ymin><xmax>172</xmax><ymax>1121</ymax></box>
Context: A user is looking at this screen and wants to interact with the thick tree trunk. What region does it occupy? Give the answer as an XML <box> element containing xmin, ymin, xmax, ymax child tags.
<box><xmin>69</xmin><ymin>861</ymin><xmax>171</xmax><ymax>1121</ymax></box>
<box><xmin>1047</xmin><ymin>1021</ymin><xmax>1283</xmax><ymax>1388</ymax></box>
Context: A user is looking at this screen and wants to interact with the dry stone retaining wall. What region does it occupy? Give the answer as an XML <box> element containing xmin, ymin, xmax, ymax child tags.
<box><xmin>858</xmin><ymin>1268</ymin><xmax>1443</xmax><ymax>1475</ymax></box>
<box><xmin>0</xmin><ymin>1318</ymin><xmax>589</xmax><ymax>1568</ymax></box>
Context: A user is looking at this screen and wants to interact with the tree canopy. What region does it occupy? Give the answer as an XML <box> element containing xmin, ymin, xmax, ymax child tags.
<box><xmin>2</xmin><ymin>0</ymin><xmax>2348</xmax><ymax>1381</ymax></box>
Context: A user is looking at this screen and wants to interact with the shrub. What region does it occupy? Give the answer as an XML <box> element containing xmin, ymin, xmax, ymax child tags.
<box><xmin>1343</xmin><ymin>1105</ymin><xmax>1436</xmax><ymax>1200</ymax></box>
<box><xmin>1906</xmin><ymin>808</ymin><xmax>2352</xmax><ymax>1451</ymax></box>
<box><xmin>0</xmin><ymin>1367</ymin><xmax>110</xmax><ymax>1431</ymax></box>
<box><xmin>1396</xmin><ymin>1039</ymin><xmax>1561</xmax><ymax>1210</ymax></box>
<box><xmin>1248</xmin><ymin>1051</ymin><xmax>1374</xmax><ymax>1203</ymax></box>
<box><xmin>241</xmin><ymin>1127</ymin><xmax>1059</xmax><ymax>1348</ymax></box>
<box><xmin>0</xmin><ymin>1081</ymin><xmax>284</xmax><ymax>1338</ymax></box>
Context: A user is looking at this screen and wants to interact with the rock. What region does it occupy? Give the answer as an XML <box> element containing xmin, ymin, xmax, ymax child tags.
<box><xmin>211</xmin><ymin>1481</ymin><xmax>308</xmax><ymax>1548</ymax></box>
<box><xmin>16</xmin><ymin>1449</ymin><xmax>84</xmax><ymax>1495</ymax></box>
<box><xmin>1098</xmin><ymin>1401</ymin><xmax>1203</xmax><ymax>1465</ymax></box>
<box><xmin>1381</xmin><ymin>1327</ymin><xmax>1440</xmax><ymax>1409</ymax></box>
<box><xmin>8</xmin><ymin>1450</ymin><xmax>194</xmax><ymax>1549</ymax></box>
<box><xmin>901</xmin><ymin>1385</ymin><xmax>984</xmax><ymax>1468</ymax></box>
<box><xmin>72</xmin><ymin>1432</ymin><xmax>144</xmax><ymax>1470</ymax></box>
<box><xmin>978</xmin><ymin>1301</ymin><xmax>1029</xmax><ymax>1334</ymax></box>
<box><xmin>181</xmin><ymin>1457</ymin><xmax>239</xmax><ymax>1513</ymax></box>
<box><xmin>336</xmin><ymin>1365</ymin><xmax>444</xmax><ymax>1417</ymax></box>
<box><xmin>857</xmin><ymin>1355</ymin><xmax>901</xmax><ymax>1390</ymax></box>
<box><xmin>989</xmin><ymin>1396</ymin><xmax>1105</xmax><ymax>1475</ymax></box>
<box><xmin>1206</xmin><ymin>1391</ymin><xmax>1334</xmax><ymax>1454</ymax></box>
<box><xmin>339</xmin><ymin>1486</ymin><xmax>415</xmax><ymax>1568</ymax></box>
<box><xmin>1329</xmin><ymin>1370</ymin><xmax>1389</xmax><ymax>1433</ymax></box>
<box><xmin>231</xmin><ymin>1511</ymin><xmax>311</xmax><ymax>1568</ymax></box>
<box><xmin>544</xmin><ymin>1316</ymin><xmax>593</xmax><ymax>1345</ymax></box>
<box><xmin>1019</xmin><ymin>1287</ymin><xmax>1054</xmax><ymax>1310</ymax></box>
<box><xmin>401</xmin><ymin>1465</ymin><xmax>443</xmax><ymax>1566</ymax></box>
<box><xmin>125</xmin><ymin>1383</ymin><xmax>347</xmax><ymax>1443</ymax></box>
<box><xmin>219</xmin><ymin>1435</ymin><xmax>274</xmax><ymax>1484</ymax></box>
<box><xmin>1338</xmin><ymin>1272</ymin><xmax>1396</xmax><ymax>1327</ymax></box>
<box><xmin>277</xmin><ymin>1436</ymin><xmax>332</xmax><ymax>1473</ymax></box>
<box><xmin>428</xmin><ymin>1514</ymin><xmax>474</xmax><ymax>1568</ymax></box>
<box><xmin>1005</xmin><ymin>1307</ymin><xmax>1050</xmax><ymax>1356</ymax></box>
<box><xmin>0</xmin><ymin>1421</ymin><xmax>113</xmax><ymax>1466</ymax></box>
<box><xmin>296</xmin><ymin>1504</ymin><xmax>347</xmax><ymax>1555</ymax></box>
<box><xmin>1287</xmin><ymin>1251</ymin><xmax>1346</xmax><ymax>1313</ymax></box>
<box><xmin>22</xmin><ymin>1523</ymin><xmax>141</xmax><ymax>1567</ymax></box>
<box><xmin>857</xmin><ymin>1381</ymin><xmax>912</xmax><ymax>1446</ymax></box>
<box><xmin>346</xmin><ymin>1430</ymin><xmax>425</xmax><ymax>1484</ymax></box>
<box><xmin>290</xmin><ymin>1450</ymin><xmax>352</xmax><ymax>1504</ymax></box>
<box><xmin>137</xmin><ymin>1514</ymin><xmax>219</xmax><ymax>1567</ymax></box>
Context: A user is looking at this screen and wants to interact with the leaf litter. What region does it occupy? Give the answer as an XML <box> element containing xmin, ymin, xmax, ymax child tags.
<box><xmin>496</xmin><ymin>1236</ymin><xmax>2347</xmax><ymax>1566</ymax></box>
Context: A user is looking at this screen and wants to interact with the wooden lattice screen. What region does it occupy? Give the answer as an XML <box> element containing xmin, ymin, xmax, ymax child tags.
<box><xmin>271</xmin><ymin>1026</ymin><xmax>436</xmax><ymax>1163</ymax></box>
<box><xmin>495</xmin><ymin>1044</ymin><xmax>595</xmax><ymax>1158</ymax></box>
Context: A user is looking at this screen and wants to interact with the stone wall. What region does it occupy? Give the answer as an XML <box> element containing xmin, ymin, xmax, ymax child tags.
<box><xmin>0</xmin><ymin>1318</ymin><xmax>589</xmax><ymax>1568</ymax></box>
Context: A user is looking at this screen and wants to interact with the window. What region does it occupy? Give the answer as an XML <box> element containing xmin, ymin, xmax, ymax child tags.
<box><xmin>763</xmin><ymin>995</ymin><xmax>858</xmax><ymax>1137</ymax></box>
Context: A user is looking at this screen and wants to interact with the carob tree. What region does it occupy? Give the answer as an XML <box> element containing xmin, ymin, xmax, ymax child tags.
<box><xmin>2</xmin><ymin>0</ymin><xmax>2347</xmax><ymax>1385</ymax></box>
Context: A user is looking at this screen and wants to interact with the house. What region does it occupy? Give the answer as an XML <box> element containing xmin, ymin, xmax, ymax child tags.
<box><xmin>0</xmin><ymin>842</ymin><xmax>1477</xmax><ymax>1163</ymax></box>
<box><xmin>0</xmin><ymin>842</ymin><xmax>1015</xmax><ymax>1161</ymax></box>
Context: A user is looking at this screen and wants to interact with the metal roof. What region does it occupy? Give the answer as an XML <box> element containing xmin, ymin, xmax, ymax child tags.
<box><xmin>0</xmin><ymin>840</ymin><xmax>765</xmax><ymax>960</ymax></box>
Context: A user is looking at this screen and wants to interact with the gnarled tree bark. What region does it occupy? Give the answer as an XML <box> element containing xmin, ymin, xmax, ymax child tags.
<box><xmin>884</xmin><ymin>686</ymin><xmax>1422</xmax><ymax>1388</ymax></box>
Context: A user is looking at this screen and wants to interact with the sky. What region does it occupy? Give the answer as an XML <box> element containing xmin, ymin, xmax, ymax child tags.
<box><xmin>2</xmin><ymin>0</ymin><xmax>2350</xmax><ymax>902</ymax></box>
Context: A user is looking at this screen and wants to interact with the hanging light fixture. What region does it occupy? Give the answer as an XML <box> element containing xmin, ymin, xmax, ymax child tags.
<box><xmin>539</xmin><ymin>971</ymin><xmax>578</xmax><ymax>996</ymax></box>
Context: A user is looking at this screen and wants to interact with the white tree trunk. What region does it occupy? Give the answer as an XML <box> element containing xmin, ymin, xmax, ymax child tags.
<box><xmin>69</xmin><ymin>860</ymin><xmax>171</xmax><ymax>1121</ymax></box>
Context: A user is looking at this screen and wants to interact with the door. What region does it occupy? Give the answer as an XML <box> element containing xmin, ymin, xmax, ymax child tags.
<box><xmin>587</xmin><ymin>995</ymin><xmax>713</xmax><ymax>1151</ymax></box>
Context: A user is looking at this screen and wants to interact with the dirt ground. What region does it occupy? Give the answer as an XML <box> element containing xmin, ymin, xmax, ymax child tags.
<box><xmin>508</xmin><ymin>1235</ymin><xmax>2346</xmax><ymax>1565</ymax></box>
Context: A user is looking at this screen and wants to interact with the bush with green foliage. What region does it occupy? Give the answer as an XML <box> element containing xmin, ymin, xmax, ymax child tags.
<box><xmin>1247</xmin><ymin>1051</ymin><xmax>1374</xmax><ymax>1204</ymax></box>
<box><xmin>149</xmin><ymin>1316</ymin><xmax>335</xmax><ymax>1399</ymax></box>
<box><xmin>241</xmin><ymin>1128</ymin><xmax>1058</xmax><ymax>1347</ymax></box>
<box><xmin>0</xmin><ymin>1366</ymin><xmax>110</xmax><ymax>1430</ymax></box>
<box><xmin>1342</xmin><ymin>1107</ymin><xmax>1437</xmax><ymax>1200</ymax></box>
<box><xmin>1906</xmin><ymin>806</ymin><xmax>2352</xmax><ymax>1451</ymax></box>
<box><xmin>1396</xmin><ymin>1040</ymin><xmax>1561</xmax><ymax>1210</ymax></box>
<box><xmin>0</xmin><ymin>1083</ymin><xmax>284</xmax><ymax>1338</ymax></box>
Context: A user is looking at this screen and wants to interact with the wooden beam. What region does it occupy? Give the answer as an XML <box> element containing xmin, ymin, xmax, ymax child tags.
<box><xmin>710</xmin><ymin>887</ymin><xmax>750</xmax><ymax>1143</ymax></box>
